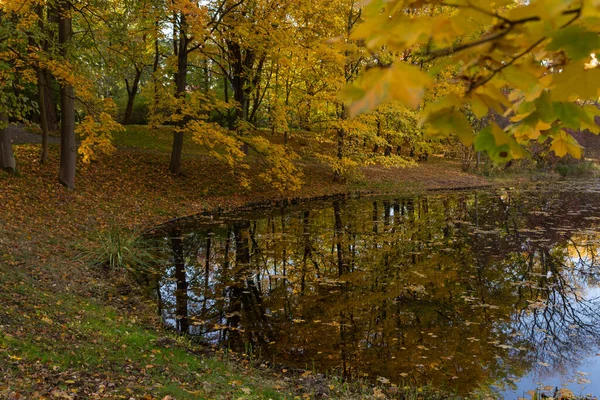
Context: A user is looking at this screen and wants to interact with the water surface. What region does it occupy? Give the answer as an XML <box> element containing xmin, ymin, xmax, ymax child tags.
<box><xmin>150</xmin><ymin>183</ymin><xmax>600</xmax><ymax>398</ymax></box>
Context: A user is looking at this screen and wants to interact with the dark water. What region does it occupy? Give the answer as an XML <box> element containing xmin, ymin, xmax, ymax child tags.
<box><xmin>149</xmin><ymin>183</ymin><xmax>600</xmax><ymax>398</ymax></box>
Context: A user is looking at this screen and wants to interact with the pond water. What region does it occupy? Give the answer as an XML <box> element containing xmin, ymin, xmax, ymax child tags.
<box><xmin>149</xmin><ymin>183</ymin><xmax>600</xmax><ymax>398</ymax></box>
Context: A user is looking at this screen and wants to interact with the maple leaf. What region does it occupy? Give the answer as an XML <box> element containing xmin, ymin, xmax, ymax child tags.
<box><xmin>550</xmin><ymin>131</ymin><xmax>583</xmax><ymax>158</ymax></box>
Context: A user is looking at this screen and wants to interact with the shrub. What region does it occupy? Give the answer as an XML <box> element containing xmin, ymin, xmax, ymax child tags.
<box><xmin>555</xmin><ymin>160</ymin><xmax>599</xmax><ymax>177</ymax></box>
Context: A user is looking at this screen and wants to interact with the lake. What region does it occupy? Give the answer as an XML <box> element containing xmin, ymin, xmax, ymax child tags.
<box><xmin>149</xmin><ymin>183</ymin><xmax>600</xmax><ymax>398</ymax></box>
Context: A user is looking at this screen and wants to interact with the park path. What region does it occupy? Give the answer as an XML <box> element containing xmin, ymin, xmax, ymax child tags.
<box><xmin>5</xmin><ymin>123</ymin><xmax>61</xmax><ymax>145</ymax></box>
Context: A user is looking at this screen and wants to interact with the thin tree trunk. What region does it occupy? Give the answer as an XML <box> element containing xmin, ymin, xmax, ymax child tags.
<box><xmin>151</xmin><ymin>17</ymin><xmax>161</xmax><ymax>127</ymax></box>
<box><xmin>44</xmin><ymin>5</ymin><xmax>59</xmax><ymax>133</ymax></box>
<box><xmin>123</xmin><ymin>67</ymin><xmax>143</xmax><ymax>125</ymax></box>
<box><xmin>58</xmin><ymin>1</ymin><xmax>75</xmax><ymax>189</ymax></box>
<box><xmin>334</xmin><ymin>104</ymin><xmax>347</xmax><ymax>182</ymax></box>
<box><xmin>0</xmin><ymin>113</ymin><xmax>16</xmax><ymax>173</ymax></box>
<box><xmin>37</xmin><ymin>70</ymin><xmax>49</xmax><ymax>164</ymax></box>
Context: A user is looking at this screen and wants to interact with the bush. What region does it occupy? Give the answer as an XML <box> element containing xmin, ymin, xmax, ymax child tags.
<box><xmin>555</xmin><ymin>160</ymin><xmax>599</xmax><ymax>177</ymax></box>
<box><xmin>114</xmin><ymin>94</ymin><xmax>151</xmax><ymax>125</ymax></box>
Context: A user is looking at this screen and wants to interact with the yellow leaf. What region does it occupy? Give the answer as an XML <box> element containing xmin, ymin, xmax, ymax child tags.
<box><xmin>550</xmin><ymin>131</ymin><xmax>582</xmax><ymax>158</ymax></box>
<box><xmin>421</xmin><ymin>109</ymin><xmax>473</xmax><ymax>146</ymax></box>
<box><xmin>536</xmin><ymin>120</ymin><xmax>552</xmax><ymax>131</ymax></box>
<box><xmin>475</xmin><ymin>84</ymin><xmax>512</xmax><ymax>111</ymax></box>
<box><xmin>500</xmin><ymin>65</ymin><xmax>538</xmax><ymax>93</ymax></box>
<box><xmin>470</xmin><ymin>95</ymin><xmax>489</xmax><ymax>119</ymax></box>
<box><xmin>490</xmin><ymin>124</ymin><xmax>510</xmax><ymax>146</ymax></box>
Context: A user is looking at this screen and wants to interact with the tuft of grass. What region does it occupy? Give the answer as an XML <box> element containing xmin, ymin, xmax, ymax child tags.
<box><xmin>79</xmin><ymin>228</ymin><xmax>157</xmax><ymax>272</ymax></box>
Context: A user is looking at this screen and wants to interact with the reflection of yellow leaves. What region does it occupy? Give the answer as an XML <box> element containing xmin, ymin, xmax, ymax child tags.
<box><xmin>537</xmin><ymin>361</ymin><xmax>550</xmax><ymax>367</ymax></box>
<box><xmin>557</xmin><ymin>388</ymin><xmax>574</xmax><ymax>398</ymax></box>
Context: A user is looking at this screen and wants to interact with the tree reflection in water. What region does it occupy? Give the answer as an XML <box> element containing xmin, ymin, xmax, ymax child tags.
<box><xmin>151</xmin><ymin>185</ymin><xmax>600</xmax><ymax>396</ymax></box>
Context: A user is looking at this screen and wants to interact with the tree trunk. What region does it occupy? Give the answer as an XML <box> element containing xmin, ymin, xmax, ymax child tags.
<box><xmin>58</xmin><ymin>1</ymin><xmax>76</xmax><ymax>189</ymax></box>
<box><xmin>169</xmin><ymin>15</ymin><xmax>188</xmax><ymax>176</ymax></box>
<box><xmin>36</xmin><ymin>4</ymin><xmax>49</xmax><ymax>164</ymax></box>
<box><xmin>37</xmin><ymin>70</ymin><xmax>49</xmax><ymax>164</ymax></box>
<box><xmin>0</xmin><ymin>113</ymin><xmax>16</xmax><ymax>174</ymax></box>
<box><xmin>334</xmin><ymin>104</ymin><xmax>347</xmax><ymax>182</ymax></box>
<box><xmin>170</xmin><ymin>228</ymin><xmax>189</xmax><ymax>334</ymax></box>
<box><xmin>43</xmin><ymin>70</ymin><xmax>59</xmax><ymax>133</ymax></box>
<box><xmin>123</xmin><ymin>67</ymin><xmax>142</xmax><ymax>125</ymax></box>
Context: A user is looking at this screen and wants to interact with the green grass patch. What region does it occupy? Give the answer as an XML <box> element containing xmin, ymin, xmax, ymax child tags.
<box><xmin>0</xmin><ymin>265</ymin><xmax>288</xmax><ymax>399</ymax></box>
<box><xmin>113</xmin><ymin>125</ymin><xmax>207</xmax><ymax>155</ymax></box>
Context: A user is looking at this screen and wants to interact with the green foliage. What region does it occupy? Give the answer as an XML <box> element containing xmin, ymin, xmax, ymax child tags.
<box><xmin>555</xmin><ymin>159</ymin><xmax>599</xmax><ymax>177</ymax></box>
<box><xmin>114</xmin><ymin>93</ymin><xmax>150</xmax><ymax>125</ymax></box>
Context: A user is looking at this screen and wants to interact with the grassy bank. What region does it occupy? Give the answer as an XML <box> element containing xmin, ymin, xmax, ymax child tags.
<box><xmin>0</xmin><ymin>126</ymin><xmax>518</xmax><ymax>399</ymax></box>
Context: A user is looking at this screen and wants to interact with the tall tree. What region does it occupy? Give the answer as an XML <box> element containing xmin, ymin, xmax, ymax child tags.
<box><xmin>35</xmin><ymin>4</ymin><xmax>50</xmax><ymax>164</ymax></box>
<box><xmin>58</xmin><ymin>0</ymin><xmax>76</xmax><ymax>189</ymax></box>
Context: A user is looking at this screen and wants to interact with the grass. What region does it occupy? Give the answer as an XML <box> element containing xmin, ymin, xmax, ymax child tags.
<box><xmin>0</xmin><ymin>262</ymin><xmax>288</xmax><ymax>399</ymax></box>
<box><xmin>113</xmin><ymin>125</ymin><xmax>206</xmax><ymax>155</ymax></box>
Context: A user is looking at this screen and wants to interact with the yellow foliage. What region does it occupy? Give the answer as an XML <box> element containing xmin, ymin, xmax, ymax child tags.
<box><xmin>348</xmin><ymin>0</ymin><xmax>600</xmax><ymax>161</ymax></box>
<box><xmin>77</xmin><ymin>112</ymin><xmax>124</xmax><ymax>164</ymax></box>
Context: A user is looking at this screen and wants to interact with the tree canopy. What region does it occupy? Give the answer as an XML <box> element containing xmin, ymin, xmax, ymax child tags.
<box><xmin>1</xmin><ymin>0</ymin><xmax>599</xmax><ymax>186</ymax></box>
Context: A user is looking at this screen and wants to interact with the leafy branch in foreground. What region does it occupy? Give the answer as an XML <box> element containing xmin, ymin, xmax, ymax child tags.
<box><xmin>345</xmin><ymin>0</ymin><xmax>600</xmax><ymax>163</ymax></box>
